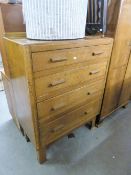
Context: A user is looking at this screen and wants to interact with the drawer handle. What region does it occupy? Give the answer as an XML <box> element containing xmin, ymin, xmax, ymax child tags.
<box><xmin>51</xmin><ymin>103</ymin><xmax>65</xmax><ymax>111</ymax></box>
<box><xmin>92</xmin><ymin>51</ymin><xmax>104</xmax><ymax>56</ymax></box>
<box><xmin>49</xmin><ymin>79</ymin><xmax>65</xmax><ymax>87</ymax></box>
<box><xmin>50</xmin><ymin>57</ymin><xmax>67</xmax><ymax>62</ymax></box>
<box><xmin>89</xmin><ymin>70</ymin><xmax>100</xmax><ymax>75</ymax></box>
<box><xmin>87</xmin><ymin>92</ymin><xmax>91</xmax><ymax>95</ymax></box>
<box><xmin>51</xmin><ymin>124</ymin><xmax>64</xmax><ymax>133</ymax></box>
<box><xmin>84</xmin><ymin>109</ymin><xmax>92</xmax><ymax>115</ymax></box>
<box><xmin>84</xmin><ymin>111</ymin><xmax>89</xmax><ymax>115</ymax></box>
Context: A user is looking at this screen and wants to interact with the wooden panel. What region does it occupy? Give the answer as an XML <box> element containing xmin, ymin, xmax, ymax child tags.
<box><xmin>2</xmin><ymin>73</ymin><xmax>13</xmax><ymax>116</ymax></box>
<box><xmin>101</xmin><ymin>66</ymin><xmax>127</xmax><ymax>117</ymax></box>
<box><xmin>119</xmin><ymin>53</ymin><xmax>131</xmax><ymax>106</ymax></box>
<box><xmin>0</xmin><ymin>3</ymin><xmax>25</xmax><ymax>76</ymax></box>
<box><xmin>0</xmin><ymin>5</ymin><xmax>9</xmax><ymax>76</ymax></box>
<box><xmin>3</xmin><ymin>39</ymin><xmax>37</xmax><ymax>147</ymax></box>
<box><xmin>107</xmin><ymin>0</ymin><xmax>122</xmax><ymax>37</ymax></box>
<box><xmin>37</xmin><ymin>79</ymin><xmax>104</xmax><ymax>120</ymax></box>
<box><xmin>1</xmin><ymin>72</ymin><xmax>20</xmax><ymax>128</ymax></box>
<box><xmin>100</xmin><ymin>0</ymin><xmax>131</xmax><ymax>120</ymax></box>
<box><xmin>39</xmin><ymin>98</ymin><xmax>101</xmax><ymax>145</ymax></box>
<box><xmin>109</xmin><ymin>0</ymin><xmax>131</xmax><ymax>68</ymax></box>
<box><xmin>32</xmin><ymin>45</ymin><xmax>111</xmax><ymax>72</ymax></box>
<box><xmin>35</xmin><ymin>61</ymin><xmax>107</xmax><ymax>101</ymax></box>
<box><xmin>118</xmin><ymin>78</ymin><xmax>131</xmax><ymax>106</ymax></box>
<box><xmin>123</xmin><ymin>54</ymin><xmax>131</xmax><ymax>80</ymax></box>
<box><xmin>30</xmin><ymin>37</ymin><xmax>113</xmax><ymax>53</ymax></box>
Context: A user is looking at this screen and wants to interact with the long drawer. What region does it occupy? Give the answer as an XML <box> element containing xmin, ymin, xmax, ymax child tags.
<box><xmin>37</xmin><ymin>79</ymin><xmax>104</xmax><ymax>120</ymax></box>
<box><xmin>39</xmin><ymin>98</ymin><xmax>101</xmax><ymax>145</ymax></box>
<box><xmin>32</xmin><ymin>44</ymin><xmax>112</xmax><ymax>73</ymax></box>
<box><xmin>35</xmin><ymin>61</ymin><xmax>107</xmax><ymax>101</ymax></box>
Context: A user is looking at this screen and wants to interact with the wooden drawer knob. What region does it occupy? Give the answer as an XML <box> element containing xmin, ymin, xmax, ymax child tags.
<box><xmin>84</xmin><ymin>111</ymin><xmax>89</xmax><ymax>115</ymax></box>
<box><xmin>84</xmin><ymin>109</ymin><xmax>92</xmax><ymax>115</ymax></box>
<box><xmin>49</xmin><ymin>79</ymin><xmax>65</xmax><ymax>87</ymax></box>
<box><xmin>89</xmin><ymin>70</ymin><xmax>100</xmax><ymax>75</ymax></box>
<box><xmin>92</xmin><ymin>51</ymin><xmax>104</xmax><ymax>56</ymax></box>
<box><xmin>87</xmin><ymin>92</ymin><xmax>91</xmax><ymax>95</ymax></box>
<box><xmin>50</xmin><ymin>57</ymin><xmax>67</xmax><ymax>62</ymax></box>
<box><xmin>51</xmin><ymin>124</ymin><xmax>64</xmax><ymax>133</ymax></box>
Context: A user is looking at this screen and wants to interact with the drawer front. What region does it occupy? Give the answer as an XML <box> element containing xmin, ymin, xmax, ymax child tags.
<box><xmin>32</xmin><ymin>45</ymin><xmax>112</xmax><ymax>72</ymax></box>
<box><xmin>35</xmin><ymin>61</ymin><xmax>107</xmax><ymax>101</ymax></box>
<box><xmin>37</xmin><ymin>79</ymin><xmax>104</xmax><ymax>120</ymax></box>
<box><xmin>39</xmin><ymin>98</ymin><xmax>101</xmax><ymax>145</ymax></box>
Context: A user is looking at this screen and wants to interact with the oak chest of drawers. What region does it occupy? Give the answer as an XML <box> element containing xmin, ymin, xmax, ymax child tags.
<box><xmin>3</xmin><ymin>34</ymin><xmax>113</xmax><ymax>163</ymax></box>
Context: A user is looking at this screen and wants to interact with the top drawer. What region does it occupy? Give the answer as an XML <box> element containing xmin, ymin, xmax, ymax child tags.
<box><xmin>32</xmin><ymin>45</ymin><xmax>112</xmax><ymax>72</ymax></box>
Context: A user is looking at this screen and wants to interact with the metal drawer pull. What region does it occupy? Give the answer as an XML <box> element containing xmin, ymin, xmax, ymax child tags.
<box><xmin>50</xmin><ymin>57</ymin><xmax>67</xmax><ymax>62</ymax></box>
<box><xmin>51</xmin><ymin>103</ymin><xmax>65</xmax><ymax>111</ymax></box>
<box><xmin>51</xmin><ymin>124</ymin><xmax>64</xmax><ymax>133</ymax></box>
<box><xmin>49</xmin><ymin>79</ymin><xmax>65</xmax><ymax>87</ymax></box>
<box><xmin>92</xmin><ymin>51</ymin><xmax>104</xmax><ymax>56</ymax></box>
<box><xmin>89</xmin><ymin>70</ymin><xmax>100</xmax><ymax>75</ymax></box>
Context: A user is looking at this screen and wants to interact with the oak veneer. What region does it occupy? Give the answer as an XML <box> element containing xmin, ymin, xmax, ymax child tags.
<box><xmin>32</xmin><ymin>45</ymin><xmax>111</xmax><ymax>73</ymax></box>
<box><xmin>3</xmin><ymin>34</ymin><xmax>113</xmax><ymax>163</ymax></box>
<box><xmin>35</xmin><ymin>61</ymin><xmax>107</xmax><ymax>101</ymax></box>
<box><xmin>0</xmin><ymin>3</ymin><xmax>25</xmax><ymax>76</ymax></box>
<box><xmin>0</xmin><ymin>3</ymin><xmax>25</xmax><ymax>128</ymax></box>
<box><xmin>99</xmin><ymin>0</ymin><xmax>131</xmax><ymax>121</ymax></box>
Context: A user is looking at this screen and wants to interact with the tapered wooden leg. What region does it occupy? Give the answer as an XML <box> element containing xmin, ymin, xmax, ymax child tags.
<box><xmin>85</xmin><ymin>122</ymin><xmax>92</xmax><ymax>130</ymax></box>
<box><xmin>85</xmin><ymin>118</ymin><xmax>96</xmax><ymax>130</ymax></box>
<box><xmin>91</xmin><ymin>118</ymin><xmax>96</xmax><ymax>128</ymax></box>
<box><xmin>37</xmin><ymin>147</ymin><xmax>46</xmax><ymax>164</ymax></box>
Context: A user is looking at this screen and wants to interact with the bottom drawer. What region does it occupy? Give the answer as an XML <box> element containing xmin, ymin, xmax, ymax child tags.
<box><xmin>39</xmin><ymin>98</ymin><xmax>102</xmax><ymax>145</ymax></box>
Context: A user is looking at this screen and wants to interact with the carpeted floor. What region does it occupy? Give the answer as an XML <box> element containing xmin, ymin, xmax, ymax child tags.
<box><xmin>0</xmin><ymin>91</ymin><xmax>131</xmax><ymax>175</ymax></box>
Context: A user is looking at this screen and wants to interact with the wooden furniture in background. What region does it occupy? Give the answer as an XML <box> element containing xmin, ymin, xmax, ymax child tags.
<box><xmin>3</xmin><ymin>34</ymin><xmax>113</xmax><ymax>163</ymax></box>
<box><xmin>107</xmin><ymin>0</ymin><xmax>122</xmax><ymax>37</ymax></box>
<box><xmin>0</xmin><ymin>3</ymin><xmax>25</xmax><ymax>76</ymax></box>
<box><xmin>0</xmin><ymin>3</ymin><xmax>25</xmax><ymax>128</ymax></box>
<box><xmin>98</xmin><ymin>0</ymin><xmax>131</xmax><ymax>122</ymax></box>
